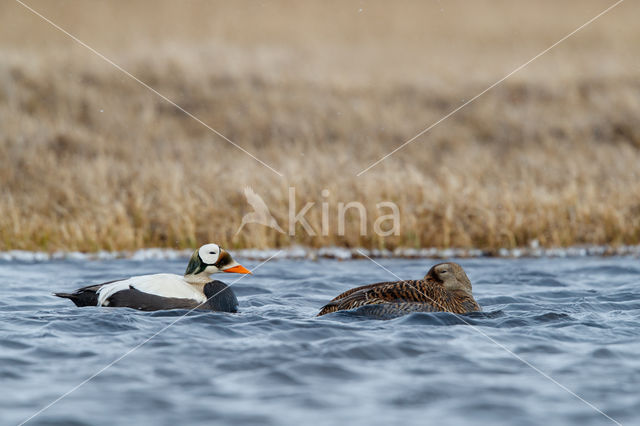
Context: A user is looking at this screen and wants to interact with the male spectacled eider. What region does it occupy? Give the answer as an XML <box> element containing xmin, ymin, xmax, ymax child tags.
<box><xmin>317</xmin><ymin>262</ymin><xmax>480</xmax><ymax>317</ymax></box>
<box><xmin>55</xmin><ymin>244</ymin><xmax>250</xmax><ymax>312</ymax></box>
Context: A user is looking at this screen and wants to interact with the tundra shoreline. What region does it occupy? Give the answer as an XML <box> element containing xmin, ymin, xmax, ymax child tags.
<box><xmin>2</xmin><ymin>244</ymin><xmax>639</xmax><ymax>263</ymax></box>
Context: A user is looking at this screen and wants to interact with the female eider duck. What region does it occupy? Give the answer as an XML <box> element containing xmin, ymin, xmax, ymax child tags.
<box><xmin>317</xmin><ymin>262</ymin><xmax>480</xmax><ymax>317</ymax></box>
<box><xmin>55</xmin><ymin>244</ymin><xmax>250</xmax><ymax>312</ymax></box>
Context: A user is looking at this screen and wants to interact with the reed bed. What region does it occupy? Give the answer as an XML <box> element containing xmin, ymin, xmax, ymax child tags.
<box><xmin>1</xmin><ymin>0</ymin><xmax>639</xmax><ymax>251</ymax></box>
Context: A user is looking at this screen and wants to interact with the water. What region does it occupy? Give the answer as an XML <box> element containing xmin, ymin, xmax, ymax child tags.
<box><xmin>1</xmin><ymin>255</ymin><xmax>639</xmax><ymax>426</ymax></box>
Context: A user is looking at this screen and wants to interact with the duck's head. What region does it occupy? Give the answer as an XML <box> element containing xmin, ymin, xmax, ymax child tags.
<box><xmin>426</xmin><ymin>262</ymin><xmax>472</xmax><ymax>295</ymax></box>
<box><xmin>184</xmin><ymin>243</ymin><xmax>251</xmax><ymax>281</ymax></box>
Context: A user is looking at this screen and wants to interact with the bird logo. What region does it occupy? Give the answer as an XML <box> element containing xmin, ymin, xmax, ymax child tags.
<box><xmin>235</xmin><ymin>187</ymin><xmax>285</xmax><ymax>235</ymax></box>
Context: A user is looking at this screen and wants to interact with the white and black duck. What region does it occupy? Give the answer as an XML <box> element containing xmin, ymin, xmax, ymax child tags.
<box><xmin>55</xmin><ymin>244</ymin><xmax>251</xmax><ymax>312</ymax></box>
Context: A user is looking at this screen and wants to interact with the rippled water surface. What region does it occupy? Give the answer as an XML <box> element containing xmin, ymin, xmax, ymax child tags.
<box><xmin>1</xmin><ymin>256</ymin><xmax>639</xmax><ymax>425</ymax></box>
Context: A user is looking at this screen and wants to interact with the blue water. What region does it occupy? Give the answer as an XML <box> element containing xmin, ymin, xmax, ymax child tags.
<box><xmin>1</xmin><ymin>256</ymin><xmax>639</xmax><ymax>426</ymax></box>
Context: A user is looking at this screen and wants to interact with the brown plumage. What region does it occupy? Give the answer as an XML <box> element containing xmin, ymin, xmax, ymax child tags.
<box><xmin>317</xmin><ymin>262</ymin><xmax>480</xmax><ymax>317</ymax></box>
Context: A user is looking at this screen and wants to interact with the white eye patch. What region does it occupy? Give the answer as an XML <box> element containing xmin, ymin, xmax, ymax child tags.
<box><xmin>199</xmin><ymin>243</ymin><xmax>221</xmax><ymax>265</ymax></box>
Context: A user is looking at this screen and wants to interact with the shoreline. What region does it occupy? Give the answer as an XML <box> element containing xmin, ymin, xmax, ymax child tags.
<box><xmin>2</xmin><ymin>244</ymin><xmax>639</xmax><ymax>262</ymax></box>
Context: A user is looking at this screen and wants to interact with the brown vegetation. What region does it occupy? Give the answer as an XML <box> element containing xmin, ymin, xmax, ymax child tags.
<box><xmin>1</xmin><ymin>0</ymin><xmax>639</xmax><ymax>251</ymax></box>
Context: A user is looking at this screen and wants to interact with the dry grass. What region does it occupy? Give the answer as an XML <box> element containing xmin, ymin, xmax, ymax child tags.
<box><xmin>1</xmin><ymin>0</ymin><xmax>640</xmax><ymax>251</ymax></box>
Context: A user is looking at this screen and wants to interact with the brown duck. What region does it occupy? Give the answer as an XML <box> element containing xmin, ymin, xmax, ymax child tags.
<box><xmin>317</xmin><ymin>262</ymin><xmax>480</xmax><ymax>317</ymax></box>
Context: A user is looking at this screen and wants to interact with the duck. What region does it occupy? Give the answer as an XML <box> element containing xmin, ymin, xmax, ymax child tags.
<box><xmin>317</xmin><ymin>262</ymin><xmax>480</xmax><ymax>317</ymax></box>
<box><xmin>54</xmin><ymin>243</ymin><xmax>251</xmax><ymax>312</ymax></box>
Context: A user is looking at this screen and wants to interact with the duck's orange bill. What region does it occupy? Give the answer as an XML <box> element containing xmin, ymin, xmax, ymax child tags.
<box><xmin>223</xmin><ymin>264</ymin><xmax>252</xmax><ymax>274</ymax></box>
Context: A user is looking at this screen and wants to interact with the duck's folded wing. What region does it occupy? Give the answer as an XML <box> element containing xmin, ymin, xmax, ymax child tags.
<box><xmin>106</xmin><ymin>288</ymin><xmax>202</xmax><ymax>311</ymax></box>
<box><xmin>319</xmin><ymin>280</ymin><xmax>435</xmax><ymax>315</ymax></box>
<box><xmin>328</xmin><ymin>280</ymin><xmax>398</xmax><ymax>302</ymax></box>
<box><xmin>97</xmin><ymin>274</ymin><xmax>206</xmax><ymax>306</ymax></box>
<box><xmin>106</xmin><ymin>281</ymin><xmax>239</xmax><ymax>312</ymax></box>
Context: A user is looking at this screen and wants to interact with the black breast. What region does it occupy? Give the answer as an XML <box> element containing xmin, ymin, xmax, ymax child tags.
<box><xmin>204</xmin><ymin>280</ymin><xmax>238</xmax><ymax>313</ymax></box>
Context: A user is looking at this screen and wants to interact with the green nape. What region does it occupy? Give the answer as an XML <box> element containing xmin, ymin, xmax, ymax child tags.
<box><xmin>184</xmin><ymin>249</ymin><xmax>207</xmax><ymax>275</ymax></box>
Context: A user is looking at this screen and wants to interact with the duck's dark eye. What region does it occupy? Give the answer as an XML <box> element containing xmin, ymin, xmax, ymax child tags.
<box><xmin>209</xmin><ymin>252</ymin><xmax>215</xmax><ymax>254</ymax></box>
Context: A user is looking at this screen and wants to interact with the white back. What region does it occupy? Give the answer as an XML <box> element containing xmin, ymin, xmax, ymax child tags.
<box><xmin>96</xmin><ymin>274</ymin><xmax>207</xmax><ymax>306</ymax></box>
